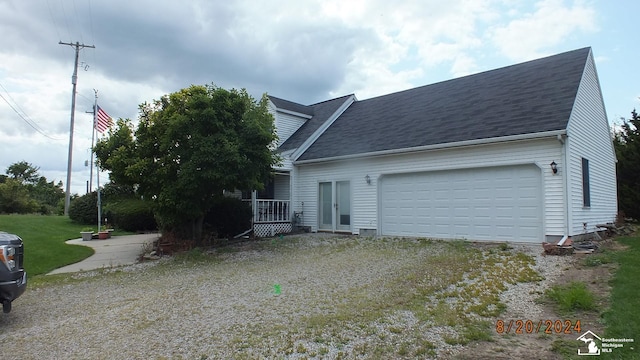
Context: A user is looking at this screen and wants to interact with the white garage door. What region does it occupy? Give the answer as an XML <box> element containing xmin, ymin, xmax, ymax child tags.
<box><xmin>380</xmin><ymin>165</ymin><xmax>542</xmax><ymax>242</ymax></box>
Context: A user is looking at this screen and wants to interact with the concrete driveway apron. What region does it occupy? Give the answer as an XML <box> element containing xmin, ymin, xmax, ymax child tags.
<box><xmin>48</xmin><ymin>233</ymin><xmax>159</xmax><ymax>275</ymax></box>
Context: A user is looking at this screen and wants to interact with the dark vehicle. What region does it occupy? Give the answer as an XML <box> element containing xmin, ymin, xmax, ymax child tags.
<box><xmin>0</xmin><ymin>232</ymin><xmax>27</xmax><ymax>313</ymax></box>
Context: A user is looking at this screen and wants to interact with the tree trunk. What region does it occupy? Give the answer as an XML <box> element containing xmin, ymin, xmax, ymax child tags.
<box><xmin>193</xmin><ymin>215</ymin><xmax>205</xmax><ymax>247</ymax></box>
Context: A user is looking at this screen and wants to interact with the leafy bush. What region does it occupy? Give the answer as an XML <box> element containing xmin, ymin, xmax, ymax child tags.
<box><xmin>68</xmin><ymin>192</ymin><xmax>97</xmax><ymax>224</ymax></box>
<box><xmin>104</xmin><ymin>198</ymin><xmax>157</xmax><ymax>232</ymax></box>
<box><xmin>204</xmin><ymin>197</ymin><xmax>252</xmax><ymax>238</ymax></box>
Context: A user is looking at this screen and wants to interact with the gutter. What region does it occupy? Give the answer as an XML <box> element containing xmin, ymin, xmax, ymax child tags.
<box><xmin>295</xmin><ymin>129</ymin><xmax>568</xmax><ymax>165</ymax></box>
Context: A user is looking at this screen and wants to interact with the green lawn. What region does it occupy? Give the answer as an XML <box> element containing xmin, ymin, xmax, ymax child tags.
<box><xmin>602</xmin><ymin>235</ymin><xmax>640</xmax><ymax>359</ymax></box>
<box><xmin>0</xmin><ymin>215</ymin><xmax>94</xmax><ymax>276</ymax></box>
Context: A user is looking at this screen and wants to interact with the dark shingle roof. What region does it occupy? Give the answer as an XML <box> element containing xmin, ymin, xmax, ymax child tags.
<box><xmin>278</xmin><ymin>94</ymin><xmax>354</xmax><ymax>152</ymax></box>
<box><xmin>268</xmin><ymin>96</ymin><xmax>314</xmax><ymax>116</ymax></box>
<box><xmin>297</xmin><ymin>47</ymin><xmax>591</xmax><ymax>161</ymax></box>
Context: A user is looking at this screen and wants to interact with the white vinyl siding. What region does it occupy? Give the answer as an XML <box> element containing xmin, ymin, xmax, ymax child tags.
<box><xmin>276</xmin><ymin>150</ymin><xmax>295</xmax><ymax>171</ymax></box>
<box><xmin>274</xmin><ymin>112</ymin><xmax>307</xmax><ymax>147</ymax></box>
<box><xmin>566</xmin><ymin>50</ymin><xmax>618</xmax><ymax>235</ymax></box>
<box><xmin>293</xmin><ymin>138</ymin><xmax>564</xmax><ymax>240</ymax></box>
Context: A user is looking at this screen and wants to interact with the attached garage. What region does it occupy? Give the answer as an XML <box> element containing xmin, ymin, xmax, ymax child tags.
<box><xmin>379</xmin><ymin>165</ymin><xmax>543</xmax><ymax>242</ymax></box>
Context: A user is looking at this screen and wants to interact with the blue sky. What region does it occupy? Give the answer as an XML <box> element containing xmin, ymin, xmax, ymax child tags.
<box><xmin>0</xmin><ymin>0</ymin><xmax>638</xmax><ymax>195</ymax></box>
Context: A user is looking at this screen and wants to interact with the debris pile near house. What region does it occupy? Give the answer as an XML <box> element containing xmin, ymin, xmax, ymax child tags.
<box><xmin>542</xmin><ymin>236</ymin><xmax>574</xmax><ymax>256</ymax></box>
<box><xmin>542</xmin><ymin>222</ymin><xmax>636</xmax><ymax>256</ymax></box>
<box><xmin>595</xmin><ymin>223</ymin><xmax>636</xmax><ymax>237</ymax></box>
<box><xmin>571</xmin><ymin>241</ymin><xmax>599</xmax><ymax>254</ymax></box>
<box><xmin>542</xmin><ymin>238</ymin><xmax>601</xmax><ymax>255</ymax></box>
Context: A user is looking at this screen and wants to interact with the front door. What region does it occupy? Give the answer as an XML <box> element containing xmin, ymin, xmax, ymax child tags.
<box><xmin>319</xmin><ymin>182</ymin><xmax>333</xmax><ymax>230</ymax></box>
<box><xmin>336</xmin><ymin>181</ymin><xmax>351</xmax><ymax>231</ymax></box>
<box><xmin>318</xmin><ymin>181</ymin><xmax>351</xmax><ymax>232</ymax></box>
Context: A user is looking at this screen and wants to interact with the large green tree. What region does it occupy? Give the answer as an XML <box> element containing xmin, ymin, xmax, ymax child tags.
<box><xmin>0</xmin><ymin>161</ymin><xmax>64</xmax><ymax>214</ymax></box>
<box><xmin>0</xmin><ymin>178</ymin><xmax>38</xmax><ymax>213</ymax></box>
<box><xmin>613</xmin><ymin>109</ymin><xmax>640</xmax><ymax>219</ymax></box>
<box><xmin>95</xmin><ymin>84</ymin><xmax>278</xmax><ymax>242</ymax></box>
<box><xmin>6</xmin><ymin>161</ymin><xmax>39</xmax><ymax>184</ymax></box>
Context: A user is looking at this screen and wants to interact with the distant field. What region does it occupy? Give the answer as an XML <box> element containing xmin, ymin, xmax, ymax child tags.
<box><xmin>0</xmin><ymin>214</ymin><xmax>94</xmax><ymax>276</ymax></box>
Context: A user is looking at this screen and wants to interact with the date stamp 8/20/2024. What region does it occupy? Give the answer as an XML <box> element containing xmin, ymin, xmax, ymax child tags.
<box><xmin>495</xmin><ymin>319</ymin><xmax>581</xmax><ymax>335</ymax></box>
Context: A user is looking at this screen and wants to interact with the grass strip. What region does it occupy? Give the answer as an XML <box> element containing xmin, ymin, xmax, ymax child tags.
<box><xmin>0</xmin><ymin>214</ymin><xmax>94</xmax><ymax>276</ymax></box>
<box><xmin>602</xmin><ymin>236</ymin><xmax>640</xmax><ymax>359</ymax></box>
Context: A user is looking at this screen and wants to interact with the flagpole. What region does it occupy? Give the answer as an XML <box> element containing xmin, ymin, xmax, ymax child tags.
<box><xmin>89</xmin><ymin>90</ymin><xmax>98</xmax><ymax>193</ymax></box>
<box><xmin>92</xmin><ymin>101</ymin><xmax>112</xmax><ymax>232</ymax></box>
<box><xmin>97</xmin><ymin>157</ymin><xmax>101</xmax><ymax>232</ymax></box>
<box><xmin>95</xmin><ymin>98</ymin><xmax>102</xmax><ymax>232</ymax></box>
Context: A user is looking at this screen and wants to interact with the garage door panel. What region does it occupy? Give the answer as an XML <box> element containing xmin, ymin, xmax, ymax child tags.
<box><xmin>380</xmin><ymin>165</ymin><xmax>542</xmax><ymax>242</ymax></box>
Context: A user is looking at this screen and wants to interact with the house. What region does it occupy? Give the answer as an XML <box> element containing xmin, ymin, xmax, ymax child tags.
<box><xmin>252</xmin><ymin>47</ymin><xmax>617</xmax><ymax>243</ymax></box>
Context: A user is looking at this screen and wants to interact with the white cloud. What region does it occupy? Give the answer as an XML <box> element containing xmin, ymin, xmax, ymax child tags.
<box><xmin>318</xmin><ymin>0</ymin><xmax>503</xmax><ymax>98</ymax></box>
<box><xmin>489</xmin><ymin>0</ymin><xmax>598</xmax><ymax>61</ymax></box>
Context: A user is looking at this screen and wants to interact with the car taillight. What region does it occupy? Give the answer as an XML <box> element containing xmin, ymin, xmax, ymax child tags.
<box><xmin>0</xmin><ymin>245</ymin><xmax>16</xmax><ymax>271</ymax></box>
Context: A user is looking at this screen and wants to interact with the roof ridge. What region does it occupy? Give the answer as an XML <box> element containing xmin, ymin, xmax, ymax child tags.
<box><xmin>268</xmin><ymin>95</ymin><xmax>309</xmax><ymax>107</ymax></box>
<box><xmin>357</xmin><ymin>47</ymin><xmax>591</xmax><ymax>103</ymax></box>
<box><xmin>309</xmin><ymin>94</ymin><xmax>355</xmax><ymax>106</ymax></box>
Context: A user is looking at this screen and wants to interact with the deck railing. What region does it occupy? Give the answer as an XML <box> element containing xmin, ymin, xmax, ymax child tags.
<box><xmin>254</xmin><ymin>199</ymin><xmax>290</xmax><ymax>223</ymax></box>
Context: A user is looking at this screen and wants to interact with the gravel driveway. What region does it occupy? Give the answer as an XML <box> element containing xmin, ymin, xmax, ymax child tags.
<box><xmin>0</xmin><ymin>234</ymin><xmax>569</xmax><ymax>359</ymax></box>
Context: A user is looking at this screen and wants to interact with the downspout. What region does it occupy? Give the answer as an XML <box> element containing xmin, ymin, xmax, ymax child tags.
<box><xmin>558</xmin><ymin>134</ymin><xmax>571</xmax><ymax>237</ymax></box>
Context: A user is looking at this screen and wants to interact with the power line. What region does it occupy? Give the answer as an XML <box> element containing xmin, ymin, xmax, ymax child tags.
<box><xmin>71</xmin><ymin>0</ymin><xmax>84</xmax><ymax>44</ymax></box>
<box><xmin>59</xmin><ymin>0</ymin><xmax>73</xmax><ymax>42</ymax></box>
<box><xmin>0</xmin><ymin>83</ymin><xmax>63</xmax><ymax>140</ymax></box>
<box><xmin>87</xmin><ymin>0</ymin><xmax>97</xmax><ymax>66</ymax></box>
<box><xmin>45</xmin><ymin>0</ymin><xmax>62</xmax><ymax>41</ymax></box>
<box><xmin>0</xmin><ymin>82</ymin><xmax>38</xmax><ymax>124</ymax></box>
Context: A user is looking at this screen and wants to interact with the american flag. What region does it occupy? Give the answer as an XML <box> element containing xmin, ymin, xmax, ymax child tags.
<box><xmin>95</xmin><ymin>105</ymin><xmax>113</xmax><ymax>133</ymax></box>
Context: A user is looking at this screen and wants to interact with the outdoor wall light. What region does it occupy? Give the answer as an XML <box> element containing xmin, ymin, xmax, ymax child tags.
<box><xmin>365</xmin><ymin>174</ymin><xmax>371</xmax><ymax>185</ymax></box>
<box><xmin>550</xmin><ymin>161</ymin><xmax>558</xmax><ymax>174</ymax></box>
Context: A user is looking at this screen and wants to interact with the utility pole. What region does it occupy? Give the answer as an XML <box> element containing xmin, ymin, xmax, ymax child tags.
<box><xmin>60</xmin><ymin>41</ymin><xmax>95</xmax><ymax>215</ymax></box>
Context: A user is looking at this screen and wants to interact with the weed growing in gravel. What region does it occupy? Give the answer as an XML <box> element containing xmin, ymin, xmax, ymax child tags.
<box><xmin>174</xmin><ymin>247</ymin><xmax>213</xmax><ymax>263</ymax></box>
<box><xmin>546</xmin><ymin>281</ymin><xmax>596</xmax><ymax>313</ymax></box>
<box><xmin>550</xmin><ymin>338</ymin><xmax>580</xmax><ymax>359</ymax></box>
<box><xmin>414</xmin><ymin>339</ymin><xmax>437</xmax><ymax>357</ymax></box>
<box><xmin>286</xmin><ymin>238</ymin><xmax>545</xmax><ymax>356</ymax></box>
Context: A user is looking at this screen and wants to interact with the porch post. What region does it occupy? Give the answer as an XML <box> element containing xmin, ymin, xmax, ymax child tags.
<box><xmin>251</xmin><ymin>190</ymin><xmax>257</xmax><ymax>229</ymax></box>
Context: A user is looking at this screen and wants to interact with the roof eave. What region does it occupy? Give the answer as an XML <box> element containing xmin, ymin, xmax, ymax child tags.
<box><xmin>294</xmin><ymin>129</ymin><xmax>568</xmax><ymax>165</ymax></box>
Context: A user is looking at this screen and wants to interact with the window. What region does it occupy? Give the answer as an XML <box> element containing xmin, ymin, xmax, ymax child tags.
<box><xmin>582</xmin><ymin>157</ymin><xmax>590</xmax><ymax>207</ymax></box>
